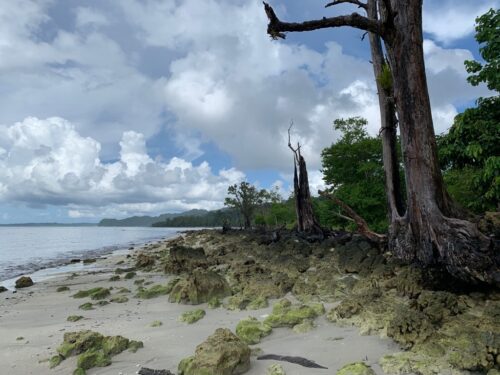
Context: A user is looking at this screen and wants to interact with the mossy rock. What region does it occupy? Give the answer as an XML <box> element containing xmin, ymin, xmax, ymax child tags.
<box><xmin>49</xmin><ymin>355</ymin><xmax>63</xmax><ymax>368</ymax></box>
<box><xmin>67</xmin><ymin>315</ymin><xmax>84</xmax><ymax>322</ymax></box>
<box><xmin>379</xmin><ymin>352</ymin><xmax>450</xmax><ymax>375</ymax></box>
<box><xmin>180</xmin><ymin>309</ymin><xmax>206</xmax><ymax>324</ymax></box>
<box><xmin>225</xmin><ymin>293</ymin><xmax>268</xmax><ymax>311</ymax></box>
<box><xmin>124</xmin><ymin>271</ymin><xmax>136</xmax><ymax>279</ymax></box>
<box><xmin>55</xmin><ymin>330</ymin><xmax>142</xmax><ymax>373</ymax></box>
<box><xmin>72</xmin><ymin>287</ymin><xmax>110</xmax><ymax>300</ymax></box>
<box><xmin>109</xmin><ymin>275</ymin><xmax>120</xmax><ymax>282</ymax></box>
<box><xmin>293</xmin><ymin>319</ymin><xmax>315</xmax><ymax>333</ymax></box>
<box><xmin>134</xmin><ymin>279</ymin><xmax>145</xmax><ymax>285</ymax></box>
<box><xmin>165</xmin><ymin>245</ymin><xmax>208</xmax><ymax>274</ymax></box>
<box><xmin>117</xmin><ymin>287</ymin><xmax>131</xmax><ymax>294</ymax></box>
<box><xmin>136</xmin><ymin>253</ymin><xmax>156</xmax><ymax>269</ymax></box>
<box><xmin>83</xmin><ymin>258</ymin><xmax>96</xmax><ymax>264</ymax></box>
<box><xmin>136</xmin><ymin>284</ymin><xmax>171</xmax><ymax>299</ymax></box>
<box><xmin>236</xmin><ymin>317</ymin><xmax>272</xmax><ymax>344</ymax></box>
<box><xmin>115</xmin><ymin>267</ymin><xmax>136</xmax><ymax>274</ymax></box>
<box><xmin>178</xmin><ymin>328</ymin><xmax>250</xmax><ymax>375</ymax></box>
<box><xmin>110</xmin><ymin>295</ymin><xmax>128</xmax><ymax>303</ymax></box>
<box><xmin>386</xmin><ymin>305</ymin><xmax>434</xmax><ymax>349</ymax></box>
<box><xmin>169</xmin><ymin>270</ymin><xmax>231</xmax><ymax>305</ymax></box>
<box><xmin>337</xmin><ymin>362</ymin><xmax>375</xmax><ymax>375</ymax></box>
<box><xmin>15</xmin><ymin>276</ymin><xmax>34</xmax><ymax>288</ymax></box>
<box><xmin>77</xmin><ymin>349</ymin><xmax>111</xmax><ymax>370</ymax></box>
<box><xmin>264</xmin><ymin>299</ymin><xmax>323</xmax><ymax>328</ymax></box>
<box><xmin>73</xmin><ymin>369</ymin><xmax>86</xmax><ymax>375</ymax></box>
<box><xmin>208</xmin><ymin>297</ymin><xmax>222</xmax><ymax>309</ymax></box>
<box><xmin>416</xmin><ymin>290</ymin><xmax>465</xmax><ymax>324</ymax></box>
<box><xmin>267</xmin><ymin>363</ymin><xmax>286</xmax><ymax>375</ymax></box>
<box><xmin>150</xmin><ymin>320</ymin><xmax>163</xmax><ymax>327</ymax></box>
<box><xmin>79</xmin><ymin>302</ymin><xmax>94</xmax><ymax>311</ymax></box>
<box><xmin>327</xmin><ymin>298</ymin><xmax>363</xmax><ymax>321</ymax></box>
<box><xmin>57</xmin><ymin>286</ymin><xmax>70</xmax><ymax>292</ymax></box>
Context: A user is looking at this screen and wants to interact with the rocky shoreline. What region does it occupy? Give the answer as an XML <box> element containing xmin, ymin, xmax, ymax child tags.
<box><xmin>0</xmin><ymin>229</ymin><xmax>498</xmax><ymax>375</ymax></box>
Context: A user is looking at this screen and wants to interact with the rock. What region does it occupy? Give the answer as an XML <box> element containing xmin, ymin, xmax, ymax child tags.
<box><xmin>83</xmin><ymin>258</ymin><xmax>96</xmax><ymax>264</ymax></box>
<box><xmin>387</xmin><ymin>305</ymin><xmax>434</xmax><ymax>349</ymax></box>
<box><xmin>292</xmin><ymin>319</ymin><xmax>315</xmax><ymax>333</ymax></box>
<box><xmin>267</xmin><ymin>364</ymin><xmax>286</xmax><ymax>375</ymax></box>
<box><xmin>15</xmin><ymin>276</ymin><xmax>34</xmax><ymax>288</ymax></box>
<box><xmin>416</xmin><ymin>290</ymin><xmax>465</xmax><ymax>324</ymax></box>
<box><xmin>109</xmin><ymin>275</ymin><xmax>120</xmax><ymax>282</ymax></box>
<box><xmin>150</xmin><ymin>320</ymin><xmax>162</xmax><ymax>327</ymax></box>
<box><xmin>327</xmin><ymin>298</ymin><xmax>363</xmax><ymax>321</ymax></box>
<box><xmin>138</xmin><ymin>368</ymin><xmax>175</xmax><ymax>375</ymax></box>
<box><xmin>49</xmin><ymin>355</ymin><xmax>63</xmax><ymax>368</ymax></box>
<box><xmin>169</xmin><ymin>270</ymin><xmax>231</xmax><ymax>305</ymax></box>
<box><xmin>77</xmin><ymin>349</ymin><xmax>111</xmax><ymax>370</ymax></box>
<box><xmin>178</xmin><ymin>328</ymin><xmax>250</xmax><ymax>375</ymax></box>
<box><xmin>110</xmin><ymin>295</ymin><xmax>128</xmax><ymax>303</ymax></box>
<box><xmin>136</xmin><ymin>283</ymin><xmax>174</xmax><ymax>299</ymax></box>
<box><xmin>264</xmin><ymin>299</ymin><xmax>323</xmax><ymax>328</ymax></box>
<box><xmin>56</xmin><ymin>286</ymin><xmax>70</xmax><ymax>292</ymax></box>
<box><xmin>79</xmin><ymin>302</ymin><xmax>94</xmax><ymax>310</ymax></box>
<box><xmin>124</xmin><ymin>271</ymin><xmax>136</xmax><ymax>279</ymax></box>
<box><xmin>72</xmin><ymin>287</ymin><xmax>110</xmax><ymax>300</ymax></box>
<box><xmin>136</xmin><ymin>253</ymin><xmax>156</xmax><ymax>268</ymax></box>
<box><xmin>165</xmin><ymin>245</ymin><xmax>209</xmax><ymax>274</ymax></box>
<box><xmin>336</xmin><ymin>362</ymin><xmax>375</xmax><ymax>375</ymax></box>
<box><xmin>0</xmin><ymin>286</ymin><xmax>8</xmax><ymax>293</ymax></box>
<box><xmin>179</xmin><ymin>309</ymin><xmax>206</xmax><ymax>324</ymax></box>
<box><xmin>67</xmin><ymin>315</ymin><xmax>84</xmax><ymax>322</ymax></box>
<box><xmin>236</xmin><ymin>317</ymin><xmax>272</xmax><ymax>344</ymax></box>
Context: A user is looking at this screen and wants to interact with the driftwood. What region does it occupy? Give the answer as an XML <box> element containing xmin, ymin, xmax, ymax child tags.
<box><xmin>319</xmin><ymin>189</ymin><xmax>386</xmax><ymax>244</ymax></box>
<box><xmin>138</xmin><ymin>368</ymin><xmax>174</xmax><ymax>375</ymax></box>
<box><xmin>258</xmin><ymin>354</ymin><xmax>328</xmax><ymax>369</ymax></box>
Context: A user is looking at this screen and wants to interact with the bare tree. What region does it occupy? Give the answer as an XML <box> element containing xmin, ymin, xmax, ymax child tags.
<box><xmin>263</xmin><ymin>0</ymin><xmax>498</xmax><ymax>285</ymax></box>
<box><xmin>288</xmin><ymin>123</ymin><xmax>323</xmax><ymax>236</ymax></box>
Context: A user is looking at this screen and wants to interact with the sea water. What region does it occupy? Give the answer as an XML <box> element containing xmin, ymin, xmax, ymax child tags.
<box><xmin>0</xmin><ymin>226</ymin><xmax>185</xmax><ymax>284</ymax></box>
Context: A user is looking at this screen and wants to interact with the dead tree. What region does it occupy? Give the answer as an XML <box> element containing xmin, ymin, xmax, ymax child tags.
<box><xmin>288</xmin><ymin>124</ymin><xmax>324</xmax><ymax>236</ymax></box>
<box><xmin>263</xmin><ymin>0</ymin><xmax>499</xmax><ymax>286</ymax></box>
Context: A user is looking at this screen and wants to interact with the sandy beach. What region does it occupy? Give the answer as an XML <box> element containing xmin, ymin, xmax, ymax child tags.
<box><xmin>0</xmin><ymin>232</ymin><xmax>404</xmax><ymax>375</ymax></box>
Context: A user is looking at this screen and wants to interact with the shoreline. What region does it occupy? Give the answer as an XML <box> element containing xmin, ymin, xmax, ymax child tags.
<box><xmin>0</xmin><ymin>230</ymin><xmax>403</xmax><ymax>375</ymax></box>
<box><xmin>0</xmin><ymin>227</ymin><xmax>189</xmax><ymax>288</ymax></box>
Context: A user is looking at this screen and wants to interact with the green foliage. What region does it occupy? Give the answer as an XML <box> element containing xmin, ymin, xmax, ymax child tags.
<box><xmin>464</xmin><ymin>9</ymin><xmax>500</xmax><ymax>92</ymax></box>
<box><xmin>152</xmin><ymin>208</ymin><xmax>241</xmax><ymax>227</ymax></box>
<box><xmin>321</xmin><ymin>117</ymin><xmax>393</xmax><ymax>232</ymax></box>
<box><xmin>377</xmin><ymin>62</ymin><xmax>393</xmax><ymax>91</ymax></box>
<box><xmin>438</xmin><ymin>96</ymin><xmax>500</xmax><ymax>212</ymax></box>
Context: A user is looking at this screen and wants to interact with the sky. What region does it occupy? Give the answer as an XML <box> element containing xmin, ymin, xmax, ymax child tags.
<box><xmin>0</xmin><ymin>0</ymin><xmax>497</xmax><ymax>223</ymax></box>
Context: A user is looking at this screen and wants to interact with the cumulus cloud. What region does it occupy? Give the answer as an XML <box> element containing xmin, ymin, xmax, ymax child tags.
<box><xmin>423</xmin><ymin>0</ymin><xmax>499</xmax><ymax>44</ymax></box>
<box><xmin>0</xmin><ymin>117</ymin><xmax>245</xmax><ymax>217</ymax></box>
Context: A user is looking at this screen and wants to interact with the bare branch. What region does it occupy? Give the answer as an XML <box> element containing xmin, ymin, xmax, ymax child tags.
<box><xmin>263</xmin><ymin>1</ymin><xmax>384</xmax><ymax>39</ymax></box>
<box><xmin>319</xmin><ymin>189</ymin><xmax>387</xmax><ymax>243</ymax></box>
<box><xmin>287</xmin><ymin>121</ymin><xmax>300</xmax><ymax>164</ymax></box>
<box><xmin>325</xmin><ymin>0</ymin><xmax>367</xmax><ymax>10</ymax></box>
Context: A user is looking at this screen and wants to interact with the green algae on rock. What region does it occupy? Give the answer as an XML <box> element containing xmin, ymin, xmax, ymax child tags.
<box><xmin>15</xmin><ymin>276</ymin><xmax>34</xmax><ymax>288</ymax></box>
<box><xmin>109</xmin><ymin>275</ymin><xmax>120</xmax><ymax>282</ymax></box>
<box><xmin>67</xmin><ymin>315</ymin><xmax>84</xmax><ymax>322</ymax></box>
<box><xmin>165</xmin><ymin>245</ymin><xmax>209</xmax><ymax>274</ymax></box>
<box><xmin>178</xmin><ymin>328</ymin><xmax>251</xmax><ymax>375</ymax></box>
<box><xmin>267</xmin><ymin>363</ymin><xmax>286</xmax><ymax>375</ymax></box>
<box><xmin>54</xmin><ymin>330</ymin><xmax>143</xmax><ymax>372</ymax></box>
<box><xmin>264</xmin><ymin>299</ymin><xmax>324</xmax><ymax>328</ymax></box>
<box><xmin>49</xmin><ymin>355</ymin><xmax>62</xmax><ymax>368</ymax></box>
<box><xmin>78</xmin><ymin>302</ymin><xmax>94</xmax><ymax>311</ymax></box>
<box><xmin>57</xmin><ymin>286</ymin><xmax>70</xmax><ymax>292</ymax></box>
<box><xmin>110</xmin><ymin>295</ymin><xmax>128</xmax><ymax>303</ymax></box>
<box><xmin>124</xmin><ymin>271</ymin><xmax>136</xmax><ymax>279</ymax></box>
<box><xmin>336</xmin><ymin>362</ymin><xmax>375</xmax><ymax>375</ymax></box>
<box><xmin>235</xmin><ymin>317</ymin><xmax>272</xmax><ymax>344</ymax></box>
<box><xmin>136</xmin><ymin>284</ymin><xmax>171</xmax><ymax>299</ymax></box>
<box><xmin>292</xmin><ymin>319</ymin><xmax>316</xmax><ymax>333</ymax></box>
<box><xmin>180</xmin><ymin>309</ymin><xmax>206</xmax><ymax>324</ymax></box>
<box><xmin>169</xmin><ymin>270</ymin><xmax>231</xmax><ymax>305</ymax></box>
<box><xmin>208</xmin><ymin>297</ymin><xmax>222</xmax><ymax>309</ymax></box>
<box><xmin>72</xmin><ymin>287</ymin><xmax>110</xmax><ymax>300</ymax></box>
<box><xmin>150</xmin><ymin>320</ymin><xmax>163</xmax><ymax>327</ymax></box>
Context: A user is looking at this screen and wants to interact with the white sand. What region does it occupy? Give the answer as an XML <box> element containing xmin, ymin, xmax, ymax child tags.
<box><xmin>0</xmin><ymin>246</ymin><xmax>403</xmax><ymax>375</ymax></box>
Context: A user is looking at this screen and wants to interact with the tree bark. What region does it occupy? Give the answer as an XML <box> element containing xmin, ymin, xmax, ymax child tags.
<box><xmin>263</xmin><ymin>0</ymin><xmax>499</xmax><ymax>285</ymax></box>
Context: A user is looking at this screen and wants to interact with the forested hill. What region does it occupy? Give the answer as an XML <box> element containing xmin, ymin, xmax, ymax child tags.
<box><xmin>98</xmin><ymin>209</ymin><xmax>209</xmax><ymax>227</ymax></box>
<box><xmin>152</xmin><ymin>208</ymin><xmax>240</xmax><ymax>228</ymax></box>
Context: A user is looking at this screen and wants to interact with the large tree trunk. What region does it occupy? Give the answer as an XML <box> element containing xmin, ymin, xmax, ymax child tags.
<box><xmin>384</xmin><ymin>0</ymin><xmax>498</xmax><ymax>285</ymax></box>
<box><xmin>367</xmin><ymin>0</ymin><xmax>404</xmax><ymax>223</ymax></box>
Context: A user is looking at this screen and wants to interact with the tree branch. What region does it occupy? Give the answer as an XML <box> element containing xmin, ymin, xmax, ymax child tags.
<box><xmin>263</xmin><ymin>1</ymin><xmax>384</xmax><ymax>39</ymax></box>
<box><xmin>319</xmin><ymin>189</ymin><xmax>387</xmax><ymax>243</ymax></box>
<box><xmin>325</xmin><ymin>0</ymin><xmax>367</xmax><ymax>10</ymax></box>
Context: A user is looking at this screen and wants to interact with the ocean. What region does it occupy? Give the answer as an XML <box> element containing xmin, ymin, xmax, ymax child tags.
<box><xmin>0</xmin><ymin>226</ymin><xmax>184</xmax><ymax>285</ymax></box>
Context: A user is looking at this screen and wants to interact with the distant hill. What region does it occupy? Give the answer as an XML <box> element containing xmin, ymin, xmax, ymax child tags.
<box><xmin>98</xmin><ymin>209</ymin><xmax>209</xmax><ymax>227</ymax></box>
<box><xmin>0</xmin><ymin>223</ymin><xmax>96</xmax><ymax>227</ymax></box>
<box><xmin>152</xmin><ymin>208</ymin><xmax>240</xmax><ymax>228</ymax></box>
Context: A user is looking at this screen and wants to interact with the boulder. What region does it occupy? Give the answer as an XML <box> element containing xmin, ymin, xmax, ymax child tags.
<box><xmin>135</xmin><ymin>253</ymin><xmax>156</xmax><ymax>269</ymax></box>
<box><xmin>236</xmin><ymin>317</ymin><xmax>272</xmax><ymax>344</ymax></box>
<box><xmin>15</xmin><ymin>276</ymin><xmax>34</xmax><ymax>288</ymax></box>
<box><xmin>165</xmin><ymin>245</ymin><xmax>209</xmax><ymax>274</ymax></box>
<box><xmin>0</xmin><ymin>286</ymin><xmax>8</xmax><ymax>293</ymax></box>
<box><xmin>264</xmin><ymin>299</ymin><xmax>324</xmax><ymax>328</ymax></box>
<box><xmin>169</xmin><ymin>270</ymin><xmax>231</xmax><ymax>305</ymax></box>
<box><xmin>178</xmin><ymin>328</ymin><xmax>251</xmax><ymax>375</ymax></box>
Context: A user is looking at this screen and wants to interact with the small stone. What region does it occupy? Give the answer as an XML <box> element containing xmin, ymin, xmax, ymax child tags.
<box><xmin>267</xmin><ymin>364</ymin><xmax>286</xmax><ymax>375</ymax></box>
<box><xmin>336</xmin><ymin>362</ymin><xmax>375</xmax><ymax>375</ymax></box>
<box><xmin>179</xmin><ymin>309</ymin><xmax>206</xmax><ymax>324</ymax></box>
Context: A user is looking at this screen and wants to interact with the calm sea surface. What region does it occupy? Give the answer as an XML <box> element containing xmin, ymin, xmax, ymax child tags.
<box><xmin>0</xmin><ymin>226</ymin><xmax>184</xmax><ymax>282</ymax></box>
